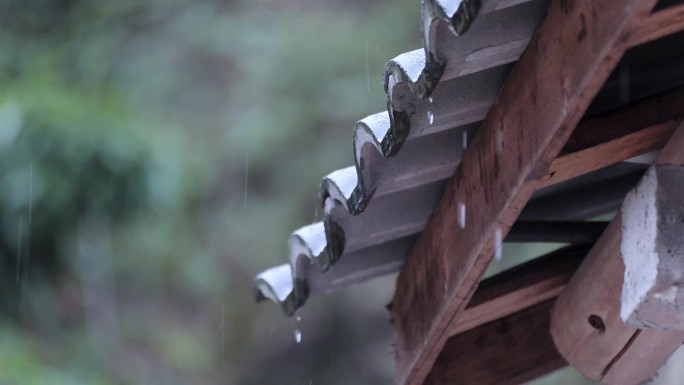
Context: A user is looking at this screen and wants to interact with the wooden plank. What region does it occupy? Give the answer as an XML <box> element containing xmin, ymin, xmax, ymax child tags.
<box><xmin>426</xmin><ymin>300</ymin><xmax>567</xmax><ymax>385</ymax></box>
<box><xmin>450</xmin><ymin>244</ymin><xmax>590</xmax><ymax>336</ymax></box>
<box><xmin>628</xmin><ymin>3</ymin><xmax>684</xmax><ymax>48</ymax></box>
<box><xmin>550</xmin><ymin>122</ymin><xmax>684</xmax><ymax>384</ymax></box>
<box><xmin>390</xmin><ymin>1</ymin><xmax>658</xmax><ymax>383</ymax></box>
<box><xmin>540</xmin><ymin>87</ymin><xmax>684</xmax><ymax>188</ymax></box>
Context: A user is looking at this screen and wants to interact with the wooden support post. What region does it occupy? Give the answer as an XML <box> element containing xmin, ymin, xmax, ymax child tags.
<box><xmin>426</xmin><ymin>300</ymin><xmax>566</xmax><ymax>385</ymax></box>
<box><xmin>621</xmin><ymin>163</ymin><xmax>684</xmax><ymax>330</ymax></box>
<box><xmin>425</xmin><ymin>246</ymin><xmax>593</xmax><ymax>385</ymax></box>
<box><xmin>390</xmin><ymin>1</ymin><xmax>657</xmax><ymax>383</ymax></box>
<box><xmin>551</xmin><ymin>122</ymin><xmax>684</xmax><ymax>384</ymax></box>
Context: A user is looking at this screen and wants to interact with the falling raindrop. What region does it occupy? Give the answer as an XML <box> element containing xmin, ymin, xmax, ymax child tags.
<box><xmin>244</xmin><ymin>153</ymin><xmax>249</xmax><ymax>211</ymax></box>
<box><xmin>494</xmin><ymin>226</ymin><xmax>502</xmax><ymax>261</ymax></box>
<box><xmin>427</xmin><ymin>111</ymin><xmax>434</xmax><ymax>125</ymax></box>
<box><xmin>215</xmin><ymin>304</ymin><xmax>226</xmax><ymax>355</ymax></box>
<box><xmin>294</xmin><ymin>314</ymin><xmax>302</xmax><ymax>343</ymax></box>
<box><xmin>458</xmin><ymin>202</ymin><xmax>466</xmax><ymax>229</ymax></box>
<box><xmin>16</xmin><ymin>218</ymin><xmax>23</xmax><ymax>284</ymax></box>
<box><xmin>221</xmin><ymin>305</ymin><xmax>226</xmax><ymax>355</ymax></box>
<box><xmin>366</xmin><ymin>42</ymin><xmax>370</xmax><ymax>94</ymax></box>
<box><xmin>29</xmin><ymin>164</ymin><xmax>33</xmax><ymax>225</ymax></box>
<box><xmin>428</xmin><ymin>96</ymin><xmax>433</xmax><ymax>104</ymax></box>
<box><xmin>462</xmin><ymin>131</ymin><xmax>468</xmax><ymax>150</ymax></box>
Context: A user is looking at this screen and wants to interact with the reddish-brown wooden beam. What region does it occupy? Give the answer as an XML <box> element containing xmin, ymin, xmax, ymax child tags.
<box><xmin>551</xmin><ymin>122</ymin><xmax>684</xmax><ymax>384</ymax></box>
<box><xmin>390</xmin><ymin>1</ymin><xmax>658</xmax><ymax>384</ymax></box>
<box><xmin>450</xmin><ymin>244</ymin><xmax>590</xmax><ymax>336</ymax></box>
<box><xmin>540</xmin><ymin>86</ymin><xmax>684</xmax><ymax>188</ymax></box>
<box><xmin>628</xmin><ymin>3</ymin><xmax>684</xmax><ymax>48</ymax></box>
<box><xmin>426</xmin><ymin>300</ymin><xmax>566</xmax><ymax>385</ymax></box>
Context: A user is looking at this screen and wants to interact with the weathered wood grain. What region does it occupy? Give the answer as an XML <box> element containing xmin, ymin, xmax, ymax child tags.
<box><xmin>390</xmin><ymin>1</ymin><xmax>658</xmax><ymax>383</ymax></box>
<box><xmin>426</xmin><ymin>300</ymin><xmax>566</xmax><ymax>385</ymax></box>
<box><xmin>628</xmin><ymin>3</ymin><xmax>684</xmax><ymax>48</ymax></box>
<box><xmin>540</xmin><ymin>87</ymin><xmax>684</xmax><ymax>188</ymax></box>
<box><xmin>450</xmin><ymin>244</ymin><xmax>590</xmax><ymax>336</ymax></box>
<box><xmin>551</xmin><ymin>122</ymin><xmax>684</xmax><ymax>384</ymax></box>
<box><xmin>600</xmin><ymin>328</ymin><xmax>684</xmax><ymax>384</ymax></box>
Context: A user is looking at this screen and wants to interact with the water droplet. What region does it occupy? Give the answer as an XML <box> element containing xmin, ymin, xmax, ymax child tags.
<box><xmin>458</xmin><ymin>202</ymin><xmax>466</xmax><ymax>229</ymax></box>
<box><xmin>462</xmin><ymin>131</ymin><xmax>468</xmax><ymax>150</ymax></box>
<box><xmin>427</xmin><ymin>111</ymin><xmax>434</xmax><ymax>125</ymax></box>
<box><xmin>244</xmin><ymin>153</ymin><xmax>249</xmax><ymax>211</ymax></box>
<box><xmin>29</xmin><ymin>164</ymin><xmax>33</xmax><ymax>225</ymax></box>
<box><xmin>16</xmin><ymin>218</ymin><xmax>23</xmax><ymax>284</ymax></box>
<box><xmin>494</xmin><ymin>227</ymin><xmax>502</xmax><ymax>261</ymax></box>
<box><xmin>366</xmin><ymin>42</ymin><xmax>370</xmax><ymax>94</ymax></box>
<box><xmin>428</xmin><ymin>96</ymin><xmax>433</xmax><ymax>104</ymax></box>
<box><xmin>294</xmin><ymin>314</ymin><xmax>302</xmax><ymax>343</ymax></box>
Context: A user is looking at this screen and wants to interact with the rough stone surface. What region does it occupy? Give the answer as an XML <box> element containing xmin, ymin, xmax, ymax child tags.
<box><xmin>621</xmin><ymin>164</ymin><xmax>684</xmax><ymax>330</ymax></box>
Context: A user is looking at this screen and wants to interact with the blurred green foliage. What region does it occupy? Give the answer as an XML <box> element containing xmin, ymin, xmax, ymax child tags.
<box><xmin>0</xmin><ymin>81</ymin><xmax>163</xmax><ymax>295</ymax></box>
<box><xmin>0</xmin><ymin>0</ymin><xmax>421</xmax><ymax>383</ymax></box>
<box><xmin>0</xmin><ymin>1</ymin><xmax>613</xmax><ymax>384</ymax></box>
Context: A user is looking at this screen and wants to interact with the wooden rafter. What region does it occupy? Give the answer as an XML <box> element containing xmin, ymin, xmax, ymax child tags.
<box><xmin>425</xmin><ymin>89</ymin><xmax>684</xmax><ymax>384</ymax></box>
<box><xmin>628</xmin><ymin>3</ymin><xmax>684</xmax><ymax>48</ymax></box>
<box><xmin>422</xmin><ymin>245</ymin><xmax>594</xmax><ymax>385</ymax></box>
<box><xmin>426</xmin><ymin>300</ymin><xmax>564</xmax><ymax>385</ymax></box>
<box><xmin>540</xmin><ymin>86</ymin><xmax>684</xmax><ymax>188</ymax></box>
<box><xmin>450</xmin><ymin>244</ymin><xmax>589</xmax><ymax>336</ymax></box>
<box><xmin>390</xmin><ymin>0</ymin><xmax>661</xmax><ymax>383</ymax></box>
<box><xmin>551</xmin><ymin>122</ymin><xmax>684</xmax><ymax>384</ymax></box>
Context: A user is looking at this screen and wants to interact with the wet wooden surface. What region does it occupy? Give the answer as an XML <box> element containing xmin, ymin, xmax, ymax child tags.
<box><xmin>551</xmin><ymin>122</ymin><xmax>684</xmax><ymax>384</ymax></box>
<box><xmin>391</xmin><ymin>0</ymin><xmax>659</xmax><ymax>383</ymax></box>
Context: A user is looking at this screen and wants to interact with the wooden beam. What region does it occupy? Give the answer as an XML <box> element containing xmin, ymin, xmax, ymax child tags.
<box><xmin>426</xmin><ymin>300</ymin><xmax>566</xmax><ymax>385</ymax></box>
<box><xmin>390</xmin><ymin>1</ymin><xmax>657</xmax><ymax>383</ymax></box>
<box><xmin>551</xmin><ymin>122</ymin><xmax>684</xmax><ymax>384</ymax></box>
<box><xmin>540</xmin><ymin>87</ymin><xmax>684</xmax><ymax>188</ymax></box>
<box><xmin>506</xmin><ymin>221</ymin><xmax>607</xmax><ymax>244</ymax></box>
<box><xmin>621</xmin><ymin>163</ymin><xmax>684</xmax><ymax>330</ymax></box>
<box><xmin>628</xmin><ymin>3</ymin><xmax>684</xmax><ymax>48</ymax></box>
<box><xmin>429</xmin><ymin>245</ymin><xmax>594</xmax><ymax>383</ymax></box>
<box><xmin>450</xmin><ymin>244</ymin><xmax>590</xmax><ymax>336</ymax></box>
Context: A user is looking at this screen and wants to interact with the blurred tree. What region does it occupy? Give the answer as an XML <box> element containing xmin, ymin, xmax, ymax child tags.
<box><xmin>0</xmin><ymin>0</ymin><xmax>602</xmax><ymax>384</ymax></box>
<box><xmin>0</xmin><ymin>0</ymin><xmax>421</xmax><ymax>383</ymax></box>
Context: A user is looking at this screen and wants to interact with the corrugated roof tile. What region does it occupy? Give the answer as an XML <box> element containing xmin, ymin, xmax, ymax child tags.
<box><xmin>253</xmin><ymin>0</ymin><xmax>684</xmax><ymax>315</ymax></box>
